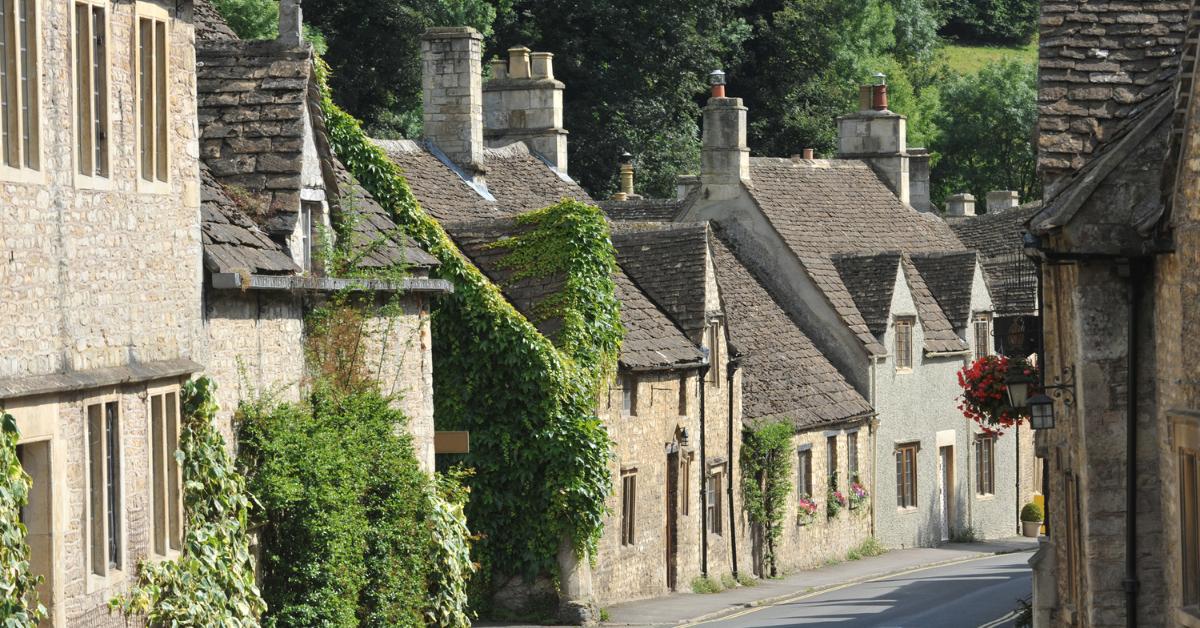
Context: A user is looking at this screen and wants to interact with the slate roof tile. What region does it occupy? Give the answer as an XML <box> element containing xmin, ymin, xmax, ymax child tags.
<box><xmin>710</xmin><ymin>232</ymin><xmax>874</xmax><ymax>429</ymax></box>
<box><xmin>830</xmin><ymin>252</ymin><xmax>902</xmax><ymax>336</ymax></box>
<box><xmin>599</xmin><ymin>192</ymin><xmax>697</xmax><ymax>222</ymax></box>
<box><xmin>199</xmin><ymin>162</ymin><xmax>298</xmax><ymax>275</ymax></box>
<box><xmin>610</xmin><ymin>223</ymin><xmax>711</xmax><ymax>344</ymax></box>
<box><xmin>948</xmin><ymin>203</ymin><xmax>1043</xmax><ymax>317</ymax></box>
<box><xmin>909</xmin><ymin>251</ymin><xmax>980</xmax><ymax>329</ymax></box>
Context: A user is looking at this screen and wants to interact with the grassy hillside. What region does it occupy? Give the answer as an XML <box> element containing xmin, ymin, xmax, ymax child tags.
<box><xmin>944</xmin><ymin>39</ymin><xmax>1037</xmax><ymax>74</ymax></box>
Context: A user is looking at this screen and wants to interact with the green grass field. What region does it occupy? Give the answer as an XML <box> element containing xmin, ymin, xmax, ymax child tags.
<box><xmin>944</xmin><ymin>39</ymin><xmax>1037</xmax><ymax>74</ymax></box>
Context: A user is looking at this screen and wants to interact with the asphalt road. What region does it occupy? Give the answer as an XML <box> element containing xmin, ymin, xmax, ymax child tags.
<box><xmin>676</xmin><ymin>551</ymin><xmax>1031</xmax><ymax>628</ymax></box>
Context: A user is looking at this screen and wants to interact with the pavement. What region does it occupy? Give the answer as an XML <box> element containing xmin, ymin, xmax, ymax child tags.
<box><xmin>473</xmin><ymin>536</ymin><xmax>1038</xmax><ymax>628</ymax></box>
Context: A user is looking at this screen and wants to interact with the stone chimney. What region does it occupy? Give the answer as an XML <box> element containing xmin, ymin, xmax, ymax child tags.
<box><xmin>986</xmin><ymin>190</ymin><xmax>1020</xmax><ymax>212</ymax></box>
<box><xmin>611</xmin><ymin>152</ymin><xmax>642</xmax><ymax>200</ymax></box>
<box><xmin>836</xmin><ymin>73</ymin><xmax>933</xmax><ymax>210</ymax></box>
<box><xmin>483</xmin><ymin>46</ymin><xmax>568</xmax><ymax>172</ymax></box>
<box><xmin>945</xmin><ymin>193</ymin><xmax>976</xmax><ymax>217</ymax></box>
<box><xmin>701</xmin><ymin>89</ymin><xmax>750</xmax><ymax>195</ymax></box>
<box><xmin>278</xmin><ymin>0</ymin><xmax>302</xmax><ymax>45</ymax></box>
<box><xmin>421</xmin><ymin>27</ymin><xmax>486</xmax><ymax>178</ymax></box>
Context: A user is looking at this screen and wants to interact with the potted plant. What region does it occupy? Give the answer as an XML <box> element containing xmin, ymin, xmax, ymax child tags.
<box><xmin>1020</xmin><ymin>502</ymin><xmax>1043</xmax><ymax>537</ymax></box>
<box><xmin>848</xmin><ymin>480</ymin><xmax>869</xmax><ymax>515</ymax></box>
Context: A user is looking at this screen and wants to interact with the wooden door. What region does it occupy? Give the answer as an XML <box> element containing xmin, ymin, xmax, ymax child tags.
<box><xmin>666</xmin><ymin>451</ymin><xmax>679</xmax><ymax>590</ymax></box>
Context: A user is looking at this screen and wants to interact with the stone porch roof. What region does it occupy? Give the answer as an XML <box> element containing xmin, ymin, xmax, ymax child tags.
<box><xmin>710</xmin><ymin>231</ymin><xmax>874</xmax><ymax>429</ymax></box>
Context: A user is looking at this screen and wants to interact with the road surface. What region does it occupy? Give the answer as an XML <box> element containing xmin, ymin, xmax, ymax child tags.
<box><xmin>675</xmin><ymin>551</ymin><xmax>1030</xmax><ymax>628</ymax></box>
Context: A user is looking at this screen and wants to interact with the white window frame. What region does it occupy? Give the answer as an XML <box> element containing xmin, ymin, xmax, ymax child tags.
<box><xmin>134</xmin><ymin>1</ymin><xmax>170</xmax><ymax>194</ymax></box>
<box><xmin>73</xmin><ymin>0</ymin><xmax>112</xmax><ymax>189</ymax></box>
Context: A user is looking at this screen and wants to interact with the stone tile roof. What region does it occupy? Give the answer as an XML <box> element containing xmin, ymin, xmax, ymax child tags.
<box><xmin>374</xmin><ymin>139</ymin><xmax>593</xmax><ymax>223</ymax></box>
<box><xmin>196</xmin><ymin>39</ymin><xmax>313</xmax><ymax>236</ymax></box>
<box><xmin>194</xmin><ymin>0</ymin><xmax>237</xmax><ymax>41</ymax></box>
<box><xmin>599</xmin><ymin>194</ymin><xmax>696</xmax><ymax>222</ymax></box>
<box><xmin>200</xmin><ymin>163</ymin><xmax>299</xmax><ymax>275</ymax></box>
<box><xmin>909</xmin><ymin>251</ymin><xmax>980</xmax><ymax>329</ymax></box>
<box><xmin>612</xmin><ymin>272</ymin><xmax>707</xmax><ymax>370</ymax></box>
<box><xmin>444</xmin><ymin>216</ymin><xmax>703</xmax><ymax>369</ymax></box>
<box><xmin>901</xmin><ymin>257</ymin><xmax>970</xmax><ymax>353</ymax></box>
<box><xmin>830</xmin><ymin>252</ymin><xmax>902</xmax><ymax>336</ymax></box>
<box><xmin>710</xmin><ymin>232</ymin><xmax>873</xmax><ymax>429</ymax></box>
<box><xmin>1037</xmin><ymin>0</ymin><xmax>1188</xmax><ymax>174</ymax></box>
<box><xmin>330</xmin><ymin>158</ymin><xmax>440</xmax><ymax>270</ymax></box>
<box><xmin>743</xmin><ymin>158</ymin><xmax>969</xmax><ymax>354</ymax></box>
<box><xmin>949</xmin><ymin>201</ymin><xmax>1043</xmax><ymax>317</ymax></box>
<box><xmin>609</xmin><ymin>223</ymin><xmax>712</xmax><ymax>344</ymax></box>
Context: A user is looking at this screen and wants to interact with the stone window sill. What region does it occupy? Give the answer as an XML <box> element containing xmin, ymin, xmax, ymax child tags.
<box><xmin>1178</xmin><ymin>605</ymin><xmax>1200</xmax><ymax>628</ymax></box>
<box><xmin>0</xmin><ymin>165</ymin><xmax>47</xmax><ymax>186</ymax></box>
<box><xmin>975</xmin><ymin>493</ymin><xmax>995</xmax><ymax>501</ymax></box>
<box><xmin>895</xmin><ymin>368</ymin><xmax>913</xmax><ymax>375</ymax></box>
<box><xmin>897</xmin><ymin>506</ymin><xmax>919</xmax><ymax>515</ymax></box>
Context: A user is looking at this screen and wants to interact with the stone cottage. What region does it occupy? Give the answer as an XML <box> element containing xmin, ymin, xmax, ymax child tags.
<box><xmin>603</xmin><ymin>216</ymin><xmax>877</xmax><ymax>576</ymax></box>
<box><xmin>1023</xmin><ymin>0</ymin><xmax>1198</xmax><ymax>626</ymax></box>
<box><xmin>0</xmin><ymin>1</ymin><xmax>203</xmax><ymax>625</ymax></box>
<box><xmin>674</xmin><ymin>84</ymin><xmax>1029</xmax><ymax>548</ymax></box>
<box><xmin>191</xmin><ymin>1</ymin><xmax>452</xmax><ymax>470</ymax></box>
<box><xmin>373</xmin><ymin>28</ymin><xmax>745</xmax><ymax>607</ymax></box>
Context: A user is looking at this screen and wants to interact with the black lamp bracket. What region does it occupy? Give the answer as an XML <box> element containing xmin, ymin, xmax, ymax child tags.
<box><xmin>1043</xmin><ymin>365</ymin><xmax>1076</xmax><ymax>406</ymax></box>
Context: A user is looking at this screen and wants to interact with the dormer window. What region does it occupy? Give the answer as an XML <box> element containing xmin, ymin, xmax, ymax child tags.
<box><xmin>895</xmin><ymin>317</ymin><xmax>914</xmax><ymax>371</ymax></box>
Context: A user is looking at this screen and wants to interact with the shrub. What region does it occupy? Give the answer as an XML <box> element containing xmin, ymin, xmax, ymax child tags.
<box><xmin>1021</xmin><ymin>502</ymin><xmax>1043</xmax><ymax>523</ymax></box>
<box><xmin>691</xmin><ymin>575</ymin><xmax>723</xmax><ymax>594</ymax></box>
<box><xmin>737</xmin><ymin>572</ymin><xmax>757</xmax><ymax>587</ymax></box>
<box><xmin>858</xmin><ymin>537</ymin><xmax>888</xmax><ymax>557</ymax></box>
<box><xmin>952</xmin><ymin>524</ymin><xmax>984</xmax><ymax>543</ymax></box>
<box><xmin>0</xmin><ymin>410</ymin><xmax>46</xmax><ymax>627</ymax></box>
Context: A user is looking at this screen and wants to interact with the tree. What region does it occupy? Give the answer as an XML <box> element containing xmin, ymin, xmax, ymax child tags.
<box><xmin>929</xmin><ymin>57</ymin><xmax>1039</xmax><ymax>212</ymax></box>
<box><xmin>486</xmin><ymin>0</ymin><xmax>746</xmax><ymax>199</ymax></box>
<box><xmin>937</xmin><ymin>0</ymin><xmax>1038</xmax><ymax>45</ymax></box>
<box><xmin>304</xmin><ymin>0</ymin><xmax>496</xmax><ymax>139</ymax></box>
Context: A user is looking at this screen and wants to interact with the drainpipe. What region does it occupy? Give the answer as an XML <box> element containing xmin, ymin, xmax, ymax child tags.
<box><xmin>1118</xmin><ymin>258</ymin><xmax>1145</xmax><ymax>628</ymax></box>
<box><xmin>727</xmin><ymin>359</ymin><xmax>741</xmax><ymax>580</ymax></box>
<box><xmin>870</xmin><ymin>357</ymin><xmax>879</xmax><ymax>538</ymax></box>
<box><xmin>1016</xmin><ymin>423</ymin><xmax>1021</xmax><ymax>536</ymax></box>
<box><xmin>699</xmin><ymin>362</ymin><xmax>710</xmax><ymax>579</ymax></box>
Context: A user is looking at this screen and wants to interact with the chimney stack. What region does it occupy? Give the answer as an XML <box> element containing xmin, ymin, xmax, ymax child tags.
<box><xmin>613</xmin><ymin>152</ymin><xmax>642</xmax><ymax>201</ymax></box>
<box><xmin>802</xmin><ymin>148</ymin><xmax>814</xmax><ymax>160</ymax></box>
<box><xmin>278</xmin><ymin>0</ymin><xmax>303</xmax><ymax>45</ymax></box>
<box><xmin>701</xmin><ymin>71</ymin><xmax>749</xmax><ymax>193</ymax></box>
<box><xmin>483</xmin><ymin>46</ymin><xmax>569</xmax><ymax>172</ymax></box>
<box><xmin>421</xmin><ymin>27</ymin><xmax>486</xmax><ymax>178</ymax></box>
<box><xmin>837</xmin><ymin>73</ymin><xmax>918</xmax><ymax>207</ymax></box>
<box><xmin>908</xmin><ymin>148</ymin><xmax>930</xmax><ymax>212</ymax></box>
<box><xmin>985</xmin><ymin>190</ymin><xmax>1020</xmax><ymax>212</ymax></box>
<box><xmin>945</xmin><ymin>193</ymin><xmax>976</xmax><ymax>217</ymax></box>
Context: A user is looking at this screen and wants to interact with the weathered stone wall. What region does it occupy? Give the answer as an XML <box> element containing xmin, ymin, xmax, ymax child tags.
<box><xmin>593</xmin><ymin>366</ymin><xmax>749</xmax><ymax>604</ymax></box>
<box><xmin>0</xmin><ymin>3</ymin><xmax>201</xmax><ymax>626</ymax></box>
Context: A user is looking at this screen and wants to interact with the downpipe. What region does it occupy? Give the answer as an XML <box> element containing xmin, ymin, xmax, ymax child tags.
<box><xmin>1119</xmin><ymin>258</ymin><xmax>1146</xmax><ymax>628</ymax></box>
<box><xmin>699</xmin><ymin>363</ymin><xmax>710</xmax><ymax>579</ymax></box>
<box><xmin>728</xmin><ymin>359</ymin><xmax>741</xmax><ymax>580</ymax></box>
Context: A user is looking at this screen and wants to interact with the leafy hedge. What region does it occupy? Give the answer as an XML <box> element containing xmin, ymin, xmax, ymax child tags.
<box><xmin>238</xmin><ymin>385</ymin><xmax>432</xmax><ymax>628</ymax></box>
<box><xmin>314</xmin><ymin>59</ymin><xmax>623</xmax><ymax>583</ymax></box>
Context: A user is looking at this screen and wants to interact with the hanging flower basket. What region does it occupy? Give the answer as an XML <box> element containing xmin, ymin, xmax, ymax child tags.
<box><xmin>956</xmin><ymin>355</ymin><xmax>1039</xmax><ymax>436</ymax></box>
<box><xmin>848</xmin><ymin>481</ymin><xmax>869</xmax><ymax>515</ymax></box>
<box><xmin>798</xmin><ymin>494</ymin><xmax>818</xmax><ymax>525</ymax></box>
<box><xmin>827</xmin><ymin>487</ymin><xmax>847</xmax><ymax>519</ymax></box>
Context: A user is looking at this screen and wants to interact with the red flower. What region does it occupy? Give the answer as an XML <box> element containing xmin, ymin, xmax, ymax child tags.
<box><xmin>955</xmin><ymin>356</ymin><xmax>1040</xmax><ymax>436</ymax></box>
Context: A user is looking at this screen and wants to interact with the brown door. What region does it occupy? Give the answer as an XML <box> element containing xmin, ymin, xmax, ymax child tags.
<box><xmin>666</xmin><ymin>451</ymin><xmax>679</xmax><ymax>590</ymax></box>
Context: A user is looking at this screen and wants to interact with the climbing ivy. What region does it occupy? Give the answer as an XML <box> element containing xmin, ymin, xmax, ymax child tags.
<box><xmin>0</xmin><ymin>410</ymin><xmax>46</xmax><ymax>627</ymax></box>
<box><xmin>109</xmin><ymin>377</ymin><xmax>266</xmax><ymax>627</ymax></box>
<box><xmin>740</xmin><ymin>419</ymin><xmax>794</xmax><ymax>578</ymax></box>
<box><xmin>314</xmin><ymin>58</ymin><xmax>623</xmax><ymax>581</ymax></box>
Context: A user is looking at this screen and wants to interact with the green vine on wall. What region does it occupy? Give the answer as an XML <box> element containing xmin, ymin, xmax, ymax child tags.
<box><xmin>110</xmin><ymin>377</ymin><xmax>266</xmax><ymax>627</ymax></box>
<box><xmin>0</xmin><ymin>410</ymin><xmax>46</xmax><ymax>627</ymax></box>
<box><xmin>740</xmin><ymin>420</ymin><xmax>794</xmax><ymax>578</ymax></box>
<box><xmin>314</xmin><ymin>58</ymin><xmax>623</xmax><ymax>581</ymax></box>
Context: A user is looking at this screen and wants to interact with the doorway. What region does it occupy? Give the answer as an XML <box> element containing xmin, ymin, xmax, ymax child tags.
<box><xmin>939</xmin><ymin>446</ymin><xmax>954</xmax><ymax>542</ymax></box>
<box><xmin>666</xmin><ymin>450</ymin><xmax>679</xmax><ymax>590</ymax></box>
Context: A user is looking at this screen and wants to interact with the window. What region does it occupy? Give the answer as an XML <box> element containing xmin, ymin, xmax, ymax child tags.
<box><xmin>300</xmin><ymin>202</ymin><xmax>316</xmax><ymax>272</ymax></box>
<box><xmin>706</xmin><ymin>323</ymin><xmax>721</xmax><ymax>387</ymax></box>
<box><xmin>848</xmin><ymin>432</ymin><xmax>859</xmax><ymax>481</ymax></box>
<box><xmin>620</xmin><ymin>470</ymin><xmax>636</xmax><ymax>545</ymax></box>
<box><xmin>150</xmin><ymin>390</ymin><xmax>182</xmax><ymax>556</ymax></box>
<box><xmin>974</xmin><ymin>315</ymin><xmax>991</xmax><ymax>361</ymax></box>
<box><xmin>797</xmin><ymin>448</ymin><xmax>812</xmax><ymax>499</ymax></box>
<box><xmin>680</xmin><ymin>455</ymin><xmax>690</xmax><ymax>516</ymax></box>
<box><xmin>975</xmin><ymin>437</ymin><xmax>995</xmax><ymax>496</ymax></box>
<box><xmin>896</xmin><ymin>443</ymin><xmax>917</xmax><ymax>509</ymax></box>
<box><xmin>678</xmin><ymin>374</ymin><xmax>688</xmax><ymax>415</ymax></box>
<box><xmin>827</xmin><ymin>435</ymin><xmax>838</xmax><ymax>489</ymax></box>
<box><xmin>87</xmin><ymin>400</ymin><xmax>120</xmax><ymax>575</ymax></box>
<box><xmin>706</xmin><ymin>469</ymin><xmax>723</xmax><ymax>534</ymax></box>
<box><xmin>75</xmin><ymin>2</ymin><xmax>108</xmax><ymax>177</ymax></box>
<box><xmin>895</xmin><ymin>318</ymin><xmax>913</xmax><ymax>370</ymax></box>
<box><xmin>137</xmin><ymin>12</ymin><xmax>168</xmax><ymax>183</ymax></box>
<box><xmin>621</xmin><ymin>376</ymin><xmax>637</xmax><ymax>417</ymax></box>
<box><xmin>1182</xmin><ymin>448</ymin><xmax>1200</xmax><ymax>606</ymax></box>
<box><xmin>0</xmin><ymin>0</ymin><xmax>40</xmax><ymax>170</ymax></box>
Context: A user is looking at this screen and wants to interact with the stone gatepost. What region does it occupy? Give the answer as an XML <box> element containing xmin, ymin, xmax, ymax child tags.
<box><xmin>556</xmin><ymin>533</ymin><xmax>599</xmax><ymax>624</ymax></box>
